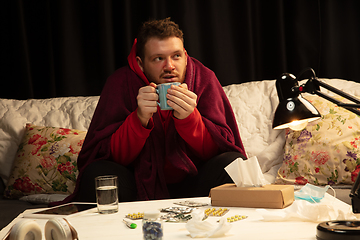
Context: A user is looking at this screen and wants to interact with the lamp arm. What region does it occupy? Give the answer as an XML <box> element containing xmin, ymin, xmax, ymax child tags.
<box><xmin>314</xmin><ymin>90</ymin><xmax>360</xmax><ymax>116</ymax></box>
<box><xmin>302</xmin><ymin>78</ymin><xmax>360</xmax><ymax>116</ymax></box>
<box><xmin>315</xmin><ymin>79</ymin><xmax>360</xmax><ymax>104</ymax></box>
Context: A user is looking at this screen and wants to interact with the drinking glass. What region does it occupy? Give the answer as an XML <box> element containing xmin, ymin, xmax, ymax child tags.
<box><xmin>95</xmin><ymin>175</ymin><xmax>118</xmax><ymax>214</ymax></box>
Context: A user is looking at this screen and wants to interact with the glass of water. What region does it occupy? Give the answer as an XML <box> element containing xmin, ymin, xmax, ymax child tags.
<box><xmin>95</xmin><ymin>175</ymin><xmax>119</xmax><ymax>214</ymax></box>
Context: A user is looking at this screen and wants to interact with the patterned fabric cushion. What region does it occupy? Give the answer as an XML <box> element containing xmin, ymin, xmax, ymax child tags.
<box><xmin>4</xmin><ymin>124</ymin><xmax>86</xmax><ymax>199</ymax></box>
<box><xmin>275</xmin><ymin>95</ymin><xmax>360</xmax><ymax>185</ymax></box>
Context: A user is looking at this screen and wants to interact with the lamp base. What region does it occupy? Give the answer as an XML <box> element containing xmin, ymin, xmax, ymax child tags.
<box><xmin>351</xmin><ymin>194</ymin><xmax>360</xmax><ymax>213</ymax></box>
<box><xmin>316</xmin><ymin>221</ymin><xmax>360</xmax><ymax>240</ymax></box>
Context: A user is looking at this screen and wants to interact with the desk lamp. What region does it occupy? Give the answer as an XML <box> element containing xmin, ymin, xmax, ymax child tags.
<box><xmin>272</xmin><ymin>68</ymin><xmax>360</xmax><ymax>239</ymax></box>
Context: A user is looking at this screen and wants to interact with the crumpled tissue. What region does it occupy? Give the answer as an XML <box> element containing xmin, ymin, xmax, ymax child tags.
<box><xmin>185</xmin><ymin>209</ymin><xmax>232</xmax><ymax>238</ymax></box>
<box><xmin>257</xmin><ymin>192</ymin><xmax>358</xmax><ymax>222</ymax></box>
<box><xmin>225</xmin><ymin>156</ymin><xmax>270</xmax><ymax>187</ymax></box>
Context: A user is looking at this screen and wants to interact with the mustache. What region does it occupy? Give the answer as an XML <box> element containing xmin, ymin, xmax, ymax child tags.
<box><xmin>160</xmin><ymin>71</ymin><xmax>179</xmax><ymax>78</ymax></box>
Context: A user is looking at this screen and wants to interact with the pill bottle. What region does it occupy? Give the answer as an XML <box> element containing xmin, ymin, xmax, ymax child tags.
<box><xmin>142</xmin><ymin>210</ymin><xmax>163</xmax><ymax>240</ymax></box>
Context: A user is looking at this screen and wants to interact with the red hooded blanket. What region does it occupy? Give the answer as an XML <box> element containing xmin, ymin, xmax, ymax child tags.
<box><xmin>56</xmin><ymin>40</ymin><xmax>246</xmax><ymax>203</ymax></box>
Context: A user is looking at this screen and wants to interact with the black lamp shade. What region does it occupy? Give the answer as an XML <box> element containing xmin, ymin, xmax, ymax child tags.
<box><xmin>273</xmin><ymin>95</ymin><xmax>321</xmax><ymax>130</ymax></box>
<box><xmin>273</xmin><ymin>72</ymin><xmax>321</xmax><ymax>130</ymax></box>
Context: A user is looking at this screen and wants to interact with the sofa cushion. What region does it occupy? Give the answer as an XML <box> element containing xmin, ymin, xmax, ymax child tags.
<box><xmin>275</xmin><ymin>94</ymin><xmax>360</xmax><ymax>185</ymax></box>
<box><xmin>0</xmin><ymin>96</ymin><xmax>99</xmax><ymax>186</ymax></box>
<box><xmin>223</xmin><ymin>80</ymin><xmax>286</xmax><ymax>174</ymax></box>
<box><xmin>4</xmin><ymin>124</ymin><xmax>86</xmax><ymax>199</ymax></box>
<box><xmin>19</xmin><ymin>193</ymin><xmax>68</xmax><ymax>204</ymax></box>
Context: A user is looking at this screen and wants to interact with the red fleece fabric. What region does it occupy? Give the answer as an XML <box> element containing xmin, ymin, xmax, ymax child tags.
<box><xmin>53</xmin><ymin>39</ymin><xmax>246</xmax><ymax>204</ymax></box>
<box><xmin>111</xmin><ymin>107</ymin><xmax>219</xmax><ymax>184</ymax></box>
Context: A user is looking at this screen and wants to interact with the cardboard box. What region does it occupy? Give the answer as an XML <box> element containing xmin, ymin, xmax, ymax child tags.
<box><xmin>210</xmin><ymin>183</ymin><xmax>294</xmax><ymax>209</ymax></box>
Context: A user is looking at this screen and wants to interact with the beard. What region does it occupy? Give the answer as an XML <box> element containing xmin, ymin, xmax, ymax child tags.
<box><xmin>144</xmin><ymin>66</ymin><xmax>187</xmax><ymax>84</ymax></box>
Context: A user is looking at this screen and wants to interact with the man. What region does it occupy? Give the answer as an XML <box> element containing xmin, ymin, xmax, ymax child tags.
<box><xmin>55</xmin><ymin>18</ymin><xmax>246</xmax><ymax>204</ymax></box>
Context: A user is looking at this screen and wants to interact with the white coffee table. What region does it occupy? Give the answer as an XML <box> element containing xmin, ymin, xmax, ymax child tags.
<box><xmin>1</xmin><ymin>195</ymin><xmax>358</xmax><ymax>239</ymax></box>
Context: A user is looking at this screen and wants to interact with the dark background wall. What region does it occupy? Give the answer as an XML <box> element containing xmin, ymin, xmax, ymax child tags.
<box><xmin>1</xmin><ymin>0</ymin><xmax>360</xmax><ymax>100</ymax></box>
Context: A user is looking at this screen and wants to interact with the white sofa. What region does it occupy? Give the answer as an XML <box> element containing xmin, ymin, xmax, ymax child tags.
<box><xmin>1</xmin><ymin>78</ymin><xmax>358</xmax><ymax>229</ymax></box>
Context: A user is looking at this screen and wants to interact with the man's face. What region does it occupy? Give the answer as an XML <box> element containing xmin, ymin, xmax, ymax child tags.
<box><xmin>137</xmin><ymin>37</ymin><xmax>187</xmax><ymax>84</ymax></box>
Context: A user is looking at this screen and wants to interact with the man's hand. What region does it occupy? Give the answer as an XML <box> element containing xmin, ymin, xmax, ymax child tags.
<box><xmin>137</xmin><ymin>83</ymin><xmax>158</xmax><ymax>127</ymax></box>
<box><xmin>167</xmin><ymin>83</ymin><xmax>197</xmax><ymax>119</ymax></box>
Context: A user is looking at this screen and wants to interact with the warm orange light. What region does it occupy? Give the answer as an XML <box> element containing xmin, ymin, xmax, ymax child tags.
<box><xmin>274</xmin><ymin>117</ymin><xmax>320</xmax><ymax>131</ymax></box>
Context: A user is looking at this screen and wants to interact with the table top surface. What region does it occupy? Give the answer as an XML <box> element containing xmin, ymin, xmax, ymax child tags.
<box><xmin>1</xmin><ymin>195</ymin><xmax>359</xmax><ymax>240</ymax></box>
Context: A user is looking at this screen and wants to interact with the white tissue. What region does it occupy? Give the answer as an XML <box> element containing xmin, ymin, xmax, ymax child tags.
<box><xmin>185</xmin><ymin>209</ymin><xmax>232</xmax><ymax>238</ymax></box>
<box><xmin>257</xmin><ymin>194</ymin><xmax>359</xmax><ymax>222</ymax></box>
<box><xmin>225</xmin><ymin>156</ymin><xmax>269</xmax><ymax>187</ymax></box>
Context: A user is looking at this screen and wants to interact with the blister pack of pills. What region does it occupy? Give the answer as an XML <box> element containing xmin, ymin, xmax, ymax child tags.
<box><xmin>161</xmin><ymin>213</ymin><xmax>192</xmax><ymax>223</ymax></box>
<box><xmin>125</xmin><ymin>212</ymin><xmax>144</xmax><ymax>220</ymax></box>
<box><xmin>204</xmin><ymin>208</ymin><xmax>229</xmax><ymax>217</ymax></box>
<box><xmin>160</xmin><ymin>206</ymin><xmax>194</xmax><ymax>214</ymax></box>
<box><xmin>174</xmin><ymin>201</ymin><xmax>208</xmax><ymax>208</ymax></box>
<box><xmin>224</xmin><ymin>215</ymin><xmax>248</xmax><ymax>223</ymax></box>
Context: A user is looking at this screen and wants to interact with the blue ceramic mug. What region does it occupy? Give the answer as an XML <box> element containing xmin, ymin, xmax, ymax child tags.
<box><xmin>156</xmin><ymin>82</ymin><xmax>181</xmax><ymax>110</ymax></box>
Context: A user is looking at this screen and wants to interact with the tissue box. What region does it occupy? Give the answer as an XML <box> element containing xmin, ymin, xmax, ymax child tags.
<box><xmin>210</xmin><ymin>184</ymin><xmax>294</xmax><ymax>209</ymax></box>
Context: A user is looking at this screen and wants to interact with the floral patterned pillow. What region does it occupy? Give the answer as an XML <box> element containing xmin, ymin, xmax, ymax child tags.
<box><xmin>4</xmin><ymin>124</ymin><xmax>86</xmax><ymax>199</ymax></box>
<box><xmin>275</xmin><ymin>95</ymin><xmax>360</xmax><ymax>186</ymax></box>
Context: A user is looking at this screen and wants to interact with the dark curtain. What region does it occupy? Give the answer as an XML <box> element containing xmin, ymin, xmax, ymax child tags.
<box><xmin>2</xmin><ymin>0</ymin><xmax>360</xmax><ymax>100</ymax></box>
